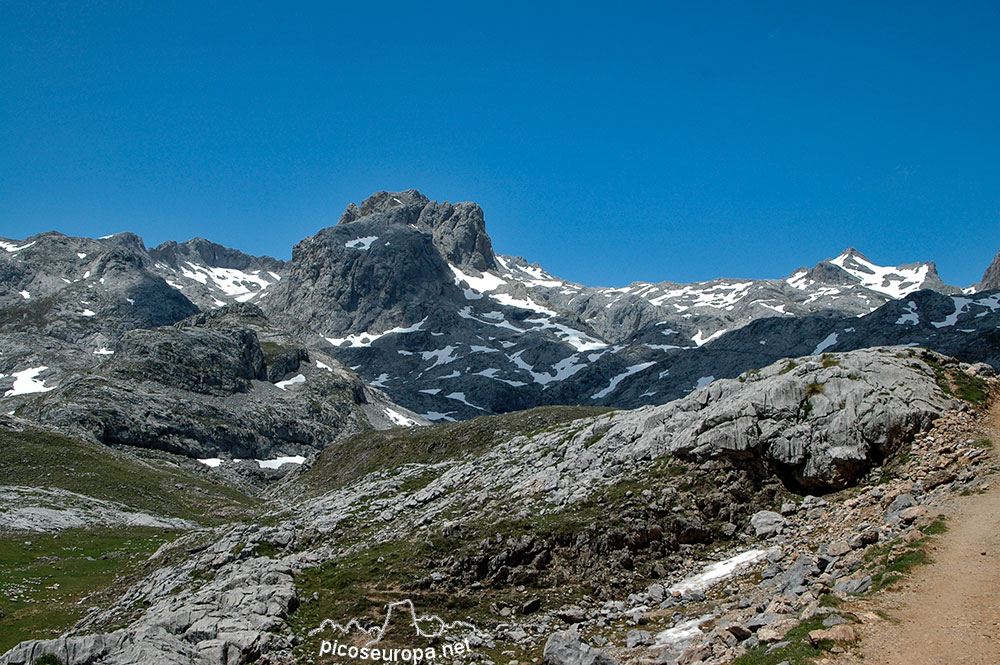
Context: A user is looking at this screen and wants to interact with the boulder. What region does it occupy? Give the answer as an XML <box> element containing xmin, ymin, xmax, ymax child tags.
<box><xmin>543</xmin><ymin>630</ymin><xmax>618</xmax><ymax>665</ymax></box>
<box><xmin>751</xmin><ymin>511</ymin><xmax>786</xmax><ymax>538</ymax></box>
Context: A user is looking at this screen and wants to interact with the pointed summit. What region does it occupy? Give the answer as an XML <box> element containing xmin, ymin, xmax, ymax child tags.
<box><xmin>787</xmin><ymin>248</ymin><xmax>956</xmax><ymax>299</ymax></box>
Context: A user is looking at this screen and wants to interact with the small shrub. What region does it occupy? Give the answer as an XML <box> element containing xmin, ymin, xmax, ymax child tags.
<box><xmin>34</xmin><ymin>655</ymin><xmax>66</xmax><ymax>665</ymax></box>
<box><xmin>805</xmin><ymin>382</ymin><xmax>825</xmax><ymax>397</ymax></box>
<box><xmin>779</xmin><ymin>360</ymin><xmax>798</xmax><ymax>375</ymax></box>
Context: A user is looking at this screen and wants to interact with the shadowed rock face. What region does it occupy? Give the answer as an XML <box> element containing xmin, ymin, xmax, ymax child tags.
<box><xmin>264</xmin><ymin>189</ymin><xmax>496</xmax><ymax>339</ymax></box>
<box><xmin>110</xmin><ymin>326</ymin><xmax>267</xmax><ymax>395</ymax></box>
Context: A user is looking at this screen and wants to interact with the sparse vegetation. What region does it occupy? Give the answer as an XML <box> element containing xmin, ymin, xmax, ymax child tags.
<box><xmin>779</xmin><ymin>360</ymin><xmax>798</xmax><ymax>375</ymax></box>
<box><xmin>731</xmin><ymin>616</ymin><xmax>834</xmax><ymax>665</ymax></box>
<box><xmin>921</xmin><ymin>355</ymin><xmax>990</xmax><ymax>405</ymax></box>
<box><xmin>34</xmin><ymin>656</ymin><xmax>65</xmax><ymax>665</ymax></box>
<box><xmin>295</xmin><ymin>406</ymin><xmax>612</xmax><ymax>495</ymax></box>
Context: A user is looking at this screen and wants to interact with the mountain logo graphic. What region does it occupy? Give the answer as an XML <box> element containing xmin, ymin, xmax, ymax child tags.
<box><xmin>309</xmin><ymin>598</ymin><xmax>478</xmax><ymax>646</ymax></box>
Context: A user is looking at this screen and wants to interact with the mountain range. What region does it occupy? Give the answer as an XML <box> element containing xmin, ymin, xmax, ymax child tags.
<box><xmin>2</xmin><ymin>189</ymin><xmax>999</xmax><ymax>457</ymax></box>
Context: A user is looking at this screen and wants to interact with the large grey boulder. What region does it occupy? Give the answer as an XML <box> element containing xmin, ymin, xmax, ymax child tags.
<box><xmin>543</xmin><ymin>630</ymin><xmax>618</xmax><ymax>665</ymax></box>
<box><xmin>750</xmin><ymin>511</ymin><xmax>786</xmax><ymax>538</ymax></box>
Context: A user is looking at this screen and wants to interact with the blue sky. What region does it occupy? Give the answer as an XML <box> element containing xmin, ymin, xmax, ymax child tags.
<box><xmin>2</xmin><ymin>1</ymin><xmax>998</xmax><ymax>287</ymax></box>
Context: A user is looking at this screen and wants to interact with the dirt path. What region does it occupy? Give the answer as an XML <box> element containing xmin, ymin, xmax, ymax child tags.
<box><xmin>851</xmin><ymin>406</ymin><xmax>1000</xmax><ymax>665</ymax></box>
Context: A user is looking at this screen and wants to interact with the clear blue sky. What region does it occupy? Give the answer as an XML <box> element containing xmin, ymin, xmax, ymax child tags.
<box><xmin>2</xmin><ymin>1</ymin><xmax>998</xmax><ymax>287</ymax></box>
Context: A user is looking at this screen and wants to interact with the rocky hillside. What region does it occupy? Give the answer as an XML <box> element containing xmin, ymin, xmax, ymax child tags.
<box><xmin>1</xmin><ymin>347</ymin><xmax>994</xmax><ymax>665</ymax></box>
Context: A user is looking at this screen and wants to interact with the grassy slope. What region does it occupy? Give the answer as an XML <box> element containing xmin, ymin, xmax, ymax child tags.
<box><xmin>0</xmin><ymin>527</ymin><xmax>175</xmax><ymax>654</ymax></box>
<box><xmin>0</xmin><ymin>424</ymin><xmax>264</xmax><ymax>652</ymax></box>
<box><xmin>0</xmin><ymin>424</ymin><xmax>260</xmax><ymax>524</ymax></box>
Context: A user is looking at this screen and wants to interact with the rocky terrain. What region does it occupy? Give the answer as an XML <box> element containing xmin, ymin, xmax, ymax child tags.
<box><xmin>2</xmin><ymin>191</ymin><xmax>1000</xmax><ymax>665</ymax></box>
<box><xmin>0</xmin><ymin>346</ymin><xmax>995</xmax><ymax>665</ymax></box>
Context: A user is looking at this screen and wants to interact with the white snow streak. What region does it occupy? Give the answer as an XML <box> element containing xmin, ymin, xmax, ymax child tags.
<box><xmin>591</xmin><ymin>362</ymin><xmax>656</xmax><ymax>399</ymax></box>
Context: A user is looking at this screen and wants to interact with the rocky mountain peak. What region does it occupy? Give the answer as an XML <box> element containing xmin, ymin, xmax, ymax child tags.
<box><xmin>790</xmin><ymin>247</ymin><xmax>954</xmax><ymax>298</ymax></box>
<box><xmin>151</xmin><ymin>238</ymin><xmax>284</xmax><ymax>273</ymax></box>
<box><xmin>338</xmin><ymin>189</ymin><xmax>431</xmax><ymax>224</ymax></box>
<box><xmin>979</xmin><ymin>250</ymin><xmax>1000</xmax><ymax>291</ymax></box>
<box><xmin>335</xmin><ymin>189</ymin><xmax>495</xmax><ymax>271</ymax></box>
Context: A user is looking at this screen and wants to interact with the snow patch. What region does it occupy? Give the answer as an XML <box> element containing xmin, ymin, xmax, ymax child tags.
<box><xmin>256</xmin><ymin>456</ymin><xmax>306</xmax><ymax>469</ymax></box>
<box><xmin>369</xmin><ymin>373</ymin><xmax>390</xmax><ymax>388</ymax></box>
<box><xmin>931</xmin><ymin>296</ymin><xmax>974</xmax><ymax>328</ymax></box>
<box><xmin>693</xmin><ymin>376</ymin><xmax>716</xmax><ymax>390</ymax></box>
<box><xmin>4</xmin><ymin>366</ymin><xmax>55</xmax><ymax>397</ymax></box>
<box><xmin>422</xmin><ymin>411</ymin><xmax>456</xmax><ymax>422</ymax></box>
<box><xmin>383</xmin><ymin>407</ymin><xmax>418</xmax><ymax>427</ymax></box>
<box><xmin>326</xmin><ymin>318</ymin><xmax>427</xmax><ymax>348</ymax></box>
<box><xmin>0</xmin><ymin>240</ymin><xmax>36</xmax><ymax>253</ymax></box>
<box><xmin>830</xmin><ymin>250</ymin><xmax>929</xmax><ymax>299</ymax></box>
<box><xmin>421</xmin><ymin>346</ymin><xmax>458</xmax><ymax>368</ymax></box>
<box><xmin>591</xmin><ymin>362</ymin><xmax>656</xmax><ymax>399</ymax></box>
<box><xmin>895</xmin><ymin>301</ymin><xmax>919</xmax><ymax>325</ymax></box>
<box><xmin>345</xmin><ymin>236</ymin><xmax>379</xmax><ymax>250</ymax></box>
<box><xmin>445</xmin><ymin>392</ymin><xmax>486</xmax><ymax>411</ymax></box>
<box><xmin>811</xmin><ymin>332</ymin><xmax>838</xmax><ymax>355</ymax></box>
<box><xmin>490</xmin><ymin>292</ymin><xmax>556</xmax><ymax>316</ymax></box>
<box><xmin>668</xmin><ymin>549</ymin><xmax>772</xmax><ymax>594</ymax></box>
<box><xmin>691</xmin><ymin>329</ymin><xmax>724</xmax><ymax>347</ymax></box>
<box><xmin>275</xmin><ymin>374</ymin><xmax>306</xmax><ymax>390</ymax></box>
<box><xmin>654</xmin><ymin>614</ymin><xmax>713</xmax><ymax>650</ymax></box>
<box><xmin>178</xmin><ymin>262</ymin><xmax>272</xmax><ymax>299</ymax></box>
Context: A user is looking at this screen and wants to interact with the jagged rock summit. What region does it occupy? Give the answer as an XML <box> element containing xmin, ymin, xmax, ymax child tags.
<box><xmin>337</xmin><ymin>189</ymin><xmax>496</xmax><ymax>271</ymax></box>
<box><xmin>979</xmin><ymin>249</ymin><xmax>1000</xmax><ymax>291</ymax></box>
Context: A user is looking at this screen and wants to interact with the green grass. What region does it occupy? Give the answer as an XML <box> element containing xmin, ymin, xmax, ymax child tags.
<box><xmin>921</xmin><ymin>515</ymin><xmax>948</xmax><ymax>535</ymax></box>
<box><xmin>731</xmin><ymin>616</ymin><xmax>833</xmax><ymax>665</ymax></box>
<box><xmin>293</xmin><ymin>406</ymin><xmax>612</xmax><ymax>496</ymax></box>
<box><xmin>821</xmin><ymin>354</ymin><xmax>841</xmax><ymax>368</ymax></box>
<box><xmin>779</xmin><ymin>360</ymin><xmax>798</xmax><ymax>375</ymax></box>
<box><xmin>34</xmin><ymin>655</ymin><xmax>65</xmax><ymax>665</ymax></box>
<box><xmin>970</xmin><ymin>438</ymin><xmax>994</xmax><ymax>450</ymax></box>
<box><xmin>0</xmin><ymin>426</ymin><xmax>259</xmax><ymax>525</ymax></box>
<box><xmin>863</xmin><ymin>524</ymin><xmax>943</xmax><ymax>592</ymax></box>
<box><xmin>397</xmin><ymin>468</ymin><xmax>443</xmax><ymax>493</ymax></box>
<box><xmin>0</xmin><ymin>527</ymin><xmax>178</xmax><ymax>653</ymax></box>
<box><xmin>872</xmin><ymin>548</ymin><xmax>931</xmax><ymax>590</ymax></box>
